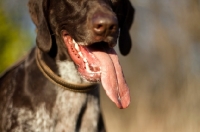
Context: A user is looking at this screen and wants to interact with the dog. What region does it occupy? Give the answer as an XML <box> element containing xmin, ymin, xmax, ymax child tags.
<box><xmin>0</xmin><ymin>0</ymin><xmax>134</xmax><ymax>131</ymax></box>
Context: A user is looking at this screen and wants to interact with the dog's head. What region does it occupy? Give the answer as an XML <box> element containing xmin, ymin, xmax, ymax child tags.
<box><xmin>29</xmin><ymin>0</ymin><xmax>134</xmax><ymax>109</ymax></box>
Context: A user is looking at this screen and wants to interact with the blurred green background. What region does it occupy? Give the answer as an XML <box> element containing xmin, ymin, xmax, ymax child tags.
<box><xmin>1</xmin><ymin>0</ymin><xmax>200</xmax><ymax>132</ymax></box>
<box><xmin>0</xmin><ymin>0</ymin><xmax>34</xmax><ymax>73</ymax></box>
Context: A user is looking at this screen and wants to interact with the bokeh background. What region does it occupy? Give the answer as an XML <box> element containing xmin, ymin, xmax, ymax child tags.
<box><xmin>1</xmin><ymin>0</ymin><xmax>200</xmax><ymax>132</ymax></box>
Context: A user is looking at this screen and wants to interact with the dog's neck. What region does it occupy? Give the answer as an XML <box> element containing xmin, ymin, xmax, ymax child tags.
<box><xmin>56</xmin><ymin>60</ymin><xmax>85</xmax><ymax>84</ymax></box>
<box><xmin>36</xmin><ymin>48</ymin><xmax>98</xmax><ymax>92</ymax></box>
<box><xmin>40</xmin><ymin>48</ymin><xmax>88</xmax><ymax>85</ymax></box>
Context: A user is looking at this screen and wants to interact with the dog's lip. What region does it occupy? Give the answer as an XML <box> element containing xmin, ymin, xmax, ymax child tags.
<box><xmin>63</xmin><ymin>34</ymin><xmax>102</xmax><ymax>82</ymax></box>
<box><xmin>61</xmin><ymin>30</ymin><xmax>116</xmax><ymax>81</ymax></box>
<box><xmin>62</xmin><ymin>30</ymin><xmax>130</xmax><ymax>109</ymax></box>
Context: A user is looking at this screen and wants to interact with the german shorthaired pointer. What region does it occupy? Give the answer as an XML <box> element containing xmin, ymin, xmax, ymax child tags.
<box><xmin>0</xmin><ymin>0</ymin><xmax>134</xmax><ymax>131</ymax></box>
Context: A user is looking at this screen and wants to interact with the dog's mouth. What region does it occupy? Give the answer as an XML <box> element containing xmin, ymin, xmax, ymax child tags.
<box><xmin>62</xmin><ymin>31</ymin><xmax>130</xmax><ymax>109</ymax></box>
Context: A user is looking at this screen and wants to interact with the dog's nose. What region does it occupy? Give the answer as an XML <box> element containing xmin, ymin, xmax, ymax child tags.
<box><xmin>92</xmin><ymin>12</ymin><xmax>118</xmax><ymax>37</ymax></box>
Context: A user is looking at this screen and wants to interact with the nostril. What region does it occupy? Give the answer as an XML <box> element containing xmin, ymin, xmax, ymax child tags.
<box><xmin>109</xmin><ymin>24</ymin><xmax>117</xmax><ymax>31</ymax></box>
<box><xmin>94</xmin><ymin>23</ymin><xmax>106</xmax><ymax>35</ymax></box>
<box><xmin>93</xmin><ymin>23</ymin><xmax>117</xmax><ymax>35</ymax></box>
<box><xmin>95</xmin><ymin>24</ymin><xmax>103</xmax><ymax>31</ymax></box>
<box><xmin>109</xmin><ymin>25</ymin><xmax>114</xmax><ymax>30</ymax></box>
<box><xmin>96</xmin><ymin>24</ymin><xmax>103</xmax><ymax>29</ymax></box>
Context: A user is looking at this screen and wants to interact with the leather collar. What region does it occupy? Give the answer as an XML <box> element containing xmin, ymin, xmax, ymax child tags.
<box><xmin>35</xmin><ymin>48</ymin><xmax>98</xmax><ymax>92</ymax></box>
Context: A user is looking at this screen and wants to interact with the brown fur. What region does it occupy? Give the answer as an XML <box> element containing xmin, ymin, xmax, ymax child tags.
<box><xmin>0</xmin><ymin>0</ymin><xmax>134</xmax><ymax>131</ymax></box>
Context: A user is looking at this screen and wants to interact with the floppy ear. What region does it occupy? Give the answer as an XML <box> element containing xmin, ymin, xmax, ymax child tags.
<box><xmin>116</xmin><ymin>0</ymin><xmax>135</xmax><ymax>56</ymax></box>
<box><xmin>28</xmin><ymin>0</ymin><xmax>52</xmax><ymax>52</ymax></box>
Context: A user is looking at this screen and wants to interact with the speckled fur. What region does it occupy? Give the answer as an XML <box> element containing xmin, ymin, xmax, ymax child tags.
<box><xmin>0</xmin><ymin>49</ymin><xmax>104</xmax><ymax>132</ymax></box>
<box><xmin>57</xmin><ymin>61</ymin><xmax>83</xmax><ymax>84</ymax></box>
<box><xmin>1</xmin><ymin>88</ymin><xmax>101</xmax><ymax>132</ymax></box>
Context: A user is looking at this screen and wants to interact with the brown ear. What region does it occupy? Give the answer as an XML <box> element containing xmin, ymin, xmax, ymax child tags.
<box><xmin>28</xmin><ymin>0</ymin><xmax>52</xmax><ymax>52</ymax></box>
<box><xmin>116</xmin><ymin>0</ymin><xmax>135</xmax><ymax>56</ymax></box>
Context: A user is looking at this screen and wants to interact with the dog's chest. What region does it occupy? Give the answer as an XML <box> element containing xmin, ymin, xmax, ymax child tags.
<box><xmin>52</xmin><ymin>88</ymin><xmax>100</xmax><ymax>132</ymax></box>
<box><xmin>2</xmin><ymin>58</ymin><xmax>101</xmax><ymax>132</ymax></box>
<box><xmin>8</xmin><ymin>87</ymin><xmax>100</xmax><ymax>132</ymax></box>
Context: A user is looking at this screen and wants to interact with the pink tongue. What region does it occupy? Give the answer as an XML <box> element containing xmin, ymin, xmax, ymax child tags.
<box><xmin>92</xmin><ymin>48</ymin><xmax>130</xmax><ymax>109</ymax></box>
